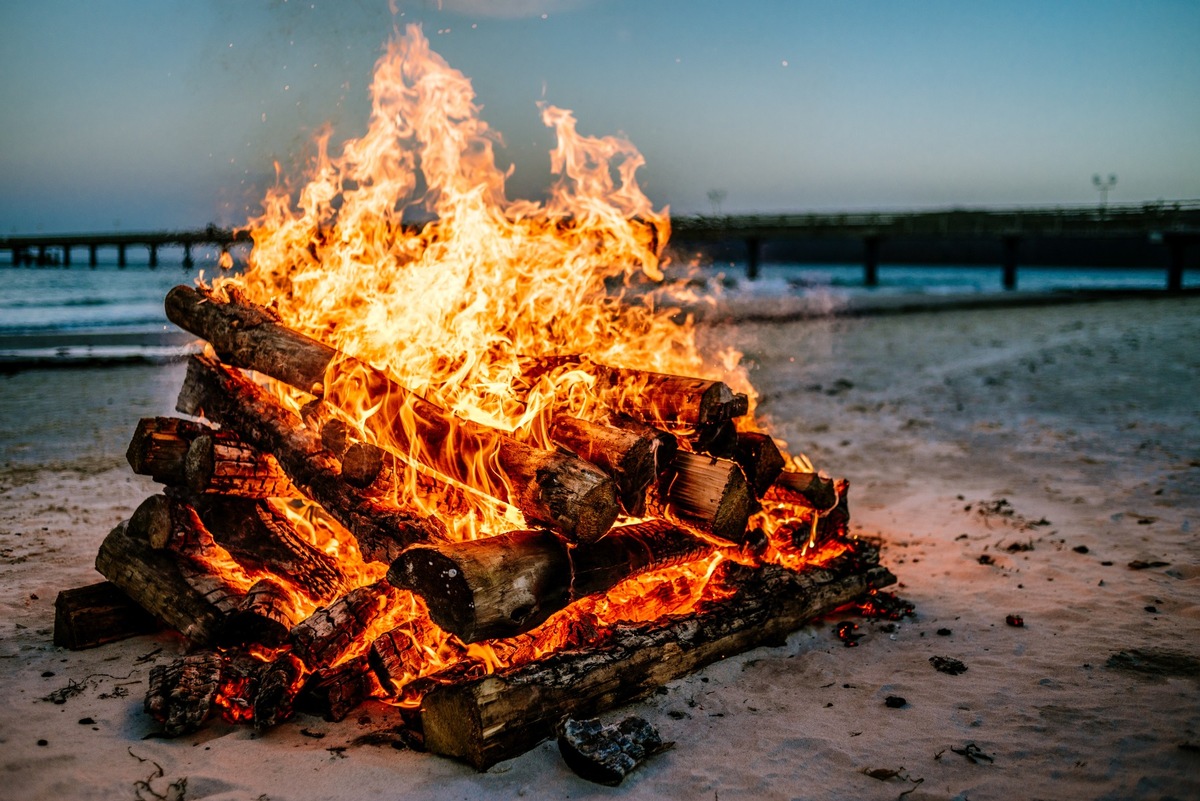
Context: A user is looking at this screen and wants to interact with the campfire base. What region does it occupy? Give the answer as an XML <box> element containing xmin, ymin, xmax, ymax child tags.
<box><xmin>418</xmin><ymin>547</ymin><xmax>893</xmax><ymax>770</ymax></box>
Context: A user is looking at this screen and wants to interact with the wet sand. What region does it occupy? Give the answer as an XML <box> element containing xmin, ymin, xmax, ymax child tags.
<box><xmin>1</xmin><ymin>295</ymin><xmax>1197</xmax><ymax>800</ymax></box>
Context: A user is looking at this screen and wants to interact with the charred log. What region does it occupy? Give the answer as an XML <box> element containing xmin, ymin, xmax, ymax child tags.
<box><xmin>299</xmin><ymin>655</ymin><xmax>382</xmax><ymax>722</ymax></box>
<box><xmin>177</xmin><ymin>353</ymin><xmax>446</xmax><ymax>564</ymax></box>
<box><xmin>53</xmin><ymin>581</ymin><xmax>159</xmax><ymax>650</ymax></box>
<box><xmin>95</xmin><ymin>521</ymin><xmax>239</xmax><ymax>645</ymax></box>
<box><xmin>557</xmin><ymin>716</ymin><xmax>672</xmax><ymax>786</ymax></box>
<box><xmin>731</xmin><ymin>432</ymin><xmax>786</xmax><ymax>497</ymax></box>
<box><xmin>289</xmin><ymin>580</ymin><xmax>401</xmax><ymax>670</ymax></box>
<box><xmin>387</xmin><ymin>520</ymin><xmax>712</xmax><ymax>643</ymax></box>
<box><xmin>419</xmin><ymin>547</ymin><xmax>895</xmax><ymax>770</ymax></box>
<box><xmin>764</xmin><ymin>469</ymin><xmax>840</xmax><ymax>513</ymax></box>
<box><xmin>126</xmin><ymin>416</ymin><xmax>219</xmax><ymax>485</ymax></box>
<box><xmin>254</xmin><ymin>652</ymin><xmax>307</xmax><ymax>730</ymax></box>
<box><xmin>166</xmin><ymin>285</ymin><xmax>620</xmax><ymax>543</ymax></box>
<box><xmin>221</xmin><ymin>578</ymin><xmax>300</xmax><ymax>648</ymax></box>
<box><xmin>145</xmin><ymin>652</ymin><xmax>226</xmax><ymax>737</ymax></box>
<box><xmin>184</xmin><ymin>433</ymin><xmax>295</xmax><ymax>498</ymax></box>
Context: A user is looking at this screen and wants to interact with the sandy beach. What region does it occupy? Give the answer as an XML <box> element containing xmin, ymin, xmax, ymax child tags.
<box><xmin>1</xmin><ymin>294</ymin><xmax>1197</xmax><ymax>801</ymax></box>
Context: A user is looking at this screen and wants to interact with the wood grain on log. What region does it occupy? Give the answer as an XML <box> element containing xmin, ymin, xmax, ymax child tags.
<box><xmin>653</xmin><ymin>451</ymin><xmax>752</xmax><ymax>543</ymax></box>
<box><xmin>550</xmin><ymin>416</ymin><xmax>658</xmax><ymax>516</ymax></box>
<box><xmin>166</xmin><ymin>286</ymin><xmax>619</xmax><ymax>543</ymax></box>
<box><xmin>254</xmin><ymin>652</ymin><xmax>307</xmax><ymax>729</ymax></box>
<box><xmin>419</xmin><ymin>549</ymin><xmax>895</xmax><ymax>770</ymax></box>
<box><xmin>176</xmin><ymin>353</ymin><xmax>446</xmax><ymax>564</ymax></box>
<box><xmin>95</xmin><ymin>521</ymin><xmax>238</xmax><ymax>645</ymax></box>
<box><xmin>53</xmin><ymin>581</ymin><xmax>160</xmax><ymax>650</ymax></box>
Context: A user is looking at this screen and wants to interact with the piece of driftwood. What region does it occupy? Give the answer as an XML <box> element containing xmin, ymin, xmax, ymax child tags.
<box><xmin>388</xmin><ymin>520</ymin><xmax>712</xmax><ymax>643</ymax></box>
<box><xmin>165</xmin><ymin>285</ymin><xmax>620</xmax><ymax>544</ymax></box>
<box><xmin>176</xmin><ymin>353</ymin><xmax>446</xmax><ymax>564</ymax></box>
<box><xmin>652</xmin><ymin>451</ymin><xmax>752</xmax><ymax>543</ymax></box>
<box><xmin>53</xmin><ymin>581</ymin><xmax>160</xmax><ymax>650</ymax></box>
<box><xmin>550</xmin><ymin>416</ymin><xmax>658</xmax><ymax>516</ymax></box>
<box><xmin>289</xmin><ymin>580</ymin><xmax>400</xmax><ymax>670</ymax></box>
<box><xmin>418</xmin><ymin>546</ymin><xmax>895</xmax><ymax>770</ymax></box>
<box><xmin>557</xmin><ymin>716</ymin><xmax>672</xmax><ymax>786</ymax></box>
<box><xmin>95</xmin><ymin>521</ymin><xmax>239</xmax><ymax>645</ymax></box>
<box><xmin>299</xmin><ymin>655</ymin><xmax>382</xmax><ymax>722</ymax></box>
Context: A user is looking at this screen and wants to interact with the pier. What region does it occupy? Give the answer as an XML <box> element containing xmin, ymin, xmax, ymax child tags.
<box><xmin>0</xmin><ymin>226</ymin><xmax>253</xmax><ymax>270</ymax></box>
<box><xmin>671</xmin><ymin>200</ymin><xmax>1200</xmax><ymax>290</ymax></box>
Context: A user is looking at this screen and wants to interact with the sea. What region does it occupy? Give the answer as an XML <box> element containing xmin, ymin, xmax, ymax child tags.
<box><xmin>1</xmin><ymin>257</ymin><xmax>1194</xmax><ymax>370</ymax></box>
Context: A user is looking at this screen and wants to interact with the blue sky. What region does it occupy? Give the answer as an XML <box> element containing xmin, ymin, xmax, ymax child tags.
<box><xmin>1</xmin><ymin>0</ymin><xmax>1197</xmax><ymax>233</ymax></box>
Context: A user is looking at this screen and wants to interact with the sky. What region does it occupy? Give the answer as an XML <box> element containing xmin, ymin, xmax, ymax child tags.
<box><xmin>1</xmin><ymin>0</ymin><xmax>1198</xmax><ymax>234</ymax></box>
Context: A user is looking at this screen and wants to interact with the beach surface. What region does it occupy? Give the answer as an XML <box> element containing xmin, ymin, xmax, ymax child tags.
<box><xmin>1</xmin><ymin>295</ymin><xmax>1197</xmax><ymax>801</ymax></box>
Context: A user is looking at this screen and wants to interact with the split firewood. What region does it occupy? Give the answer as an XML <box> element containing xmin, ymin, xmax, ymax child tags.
<box><xmin>367</xmin><ymin>617</ymin><xmax>454</xmax><ymax>696</ymax></box>
<box><xmin>221</xmin><ymin>578</ymin><xmax>300</xmax><ymax>648</ymax></box>
<box><xmin>387</xmin><ymin>519</ymin><xmax>712</xmax><ymax>643</ymax></box>
<box><xmin>557</xmin><ymin>716</ymin><xmax>673</xmax><ymax>786</ymax></box>
<box><xmin>176</xmin><ymin>353</ymin><xmax>446</xmax><ymax>564</ymax></box>
<box><xmin>184</xmin><ymin>432</ymin><xmax>295</xmax><ymax>498</ymax></box>
<box><xmin>550</xmin><ymin>416</ymin><xmax>658</xmax><ymax>516</ymax></box>
<box><xmin>299</xmin><ymin>655</ymin><xmax>382</xmax><ymax>722</ymax></box>
<box><xmin>289</xmin><ymin>580</ymin><xmax>401</xmax><ymax>670</ymax></box>
<box><xmin>53</xmin><ymin>581</ymin><xmax>160</xmax><ymax>650</ymax></box>
<box><xmin>419</xmin><ymin>546</ymin><xmax>895</xmax><ymax>770</ymax></box>
<box><xmin>652</xmin><ymin>451</ymin><xmax>752</xmax><ymax>543</ymax></box>
<box><xmin>166</xmin><ymin>285</ymin><xmax>620</xmax><ymax>544</ymax></box>
<box><xmin>126</xmin><ymin>416</ymin><xmax>221</xmax><ymax>485</ymax></box>
<box><xmin>254</xmin><ymin>652</ymin><xmax>307</xmax><ymax>729</ymax></box>
<box><xmin>95</xmin><ymin>520</ymin><xmax>239</xmax><ymax>645</ymax></box>
<box><xmin>763</xmin><ymin>469</ymin><xmax>840</xmax><ymax>513</ymax></box>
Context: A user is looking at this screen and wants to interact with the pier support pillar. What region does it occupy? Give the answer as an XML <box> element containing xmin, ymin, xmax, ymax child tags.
<box><xmin>37</xmin><ymin>245</ymin><xmax>47</xmax><ymax>267</ymax></box>
<box><xmin>182</xmin><ymin>243</ymin><xmax>194</xmax><ymax>269</ymax></box>
<box><xmin>745</xmin><ymin>236</ymin><xmax>761</xmax><ymax>280</ymax></box>
<box><xmin>1002</xmin><ymin>235</ymin><xmax>1019</xmax><ymax>291</ymax></box>
<box><xmin>1165</xmin><ymin>234</ymin><xmax>1189</xmax><ymax>292</ymax></box>
<box><xmin>117</xmin><ymin>243</ymin><xmax>127</xmax><ymax>268</ymax></box>
<box><xmin>148</xmin><ymin>243</ymin><xmax>158</xmax><ymax>269</ymax></box>
<box><xmin>88</xmin><ymin>243</ymin><xmax>98</xmax><ymax>267</ymax></box>
<box><xmin>62</xmin><ymin>245</ymin><xmax>71</xmax><ymax>267</ymax></box>
<box><xmin>863</xmin><ymin>236</ymin><xmax>881</xmax><ymax>287</ymax></box>
<box><xmin>12</xmin><ymin>246</ymin><xmax>23</xmax><ymax>266</ymax></box>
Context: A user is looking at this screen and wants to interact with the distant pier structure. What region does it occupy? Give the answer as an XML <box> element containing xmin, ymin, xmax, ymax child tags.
<box><xmin>1</xmin><ymin>226</ymin><xmax>253</xmax><ymax>270</ymax></box>
<box><xmin>671</xmin><ymin>200</ymin><xmax>1200</xmax><ymax>291</ymax></box>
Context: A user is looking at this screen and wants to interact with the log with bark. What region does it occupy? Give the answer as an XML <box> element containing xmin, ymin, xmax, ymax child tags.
<box><xmin>387</xmin><ymin>519</ymin><xmax>712</xmax><ymax>643</ymax></box>
<box><xmin>289</xmin><ymin>580</ymin><xmax>401</xmax><ymax>670</ymax></box>
<box><xmin>95</xmin><ymin>521</ymin><xmax>240</xmax><ymax>645</ymax></box>
<box><xmin>165</xmin><ymin>285</ymin><xmax>620</xmax><ymax>544</ymax></box>
<box><xmin>417</xmin><ymin>544</ymin><xmax>895</xmax><ymax>770</ymax></box>
<box><xmin>221</xmin><ymin>578</ymin><xmax>300</xmax><ymax>648</ymax></box>
<box><xmin>176</xmin><ymin>353</ymin><xmax>445</xmax><ymax>564</ymax></box>
<box><xmin>53</xmin><ymin>581</ymin><xmax>160</xmax><ymax>650</ymax></box>
<box><xmin>184</xmin><ymin>432</ymin><xmax>295</xmax><ymax>498</ymax></box>
<box><xmin>126</xmin><ymin>416</ymin><xmax>219</xmax><ymax>485</ymax></box>
<box><xmin>550</xmin><ymin>416</ymin><xmax>658</xmax><ymax>516</ymax></box>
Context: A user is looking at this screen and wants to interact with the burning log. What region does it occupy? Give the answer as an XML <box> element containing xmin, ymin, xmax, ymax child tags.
<box><xmin>53</xmin><ymin>581</ymin><xmax>160</xmax><ymax>650</ymax></box>
<box><xmin>289</xmin><ymin>580</ymin><xmax>400</xmax><ymax>670</ymax></box>
<box><xmin>254</xmin><ymin>652</ymin><xmax>307</xmax><ymax>729</ymax></box>
<box><xmin>550</xmin><ymin>416</ymin><xmax>658</xmax><ymax>516</ymax></box>
<box><xmin>731</xmin><ymin>432</ymin><xmax>786</xmax><ymax>497</ymax></box>
<box><xmin>419</xmin><ymin>546</ymin><xmax>896</xmax><ymax>770</ymax></box>
<box><xmin>764</xmin><ymin>469</ymin><xmax>840</xmax><ymax>513</ymax></box>
<box><xmin>95</xmin><ymin>521</ymin><xmax>240</xmax><ymax>645</ymax></box>
<box><xmin>126</xmin><ymin>416</ymin><xmax>219</xmax><ymax>485</ymax></box>
<box><xmin>221</xmin><ymin>578</ymin><xmax>300</xmax><ymax>648</ymax></box>
<box><xmin>387</xmin><ymin>520</ymin><xmax>712</xmax><ymax>643</ymax></box>
<box><xmin>146</xmin><ymin>652</ymin><xmax>262</xmax><ymax>736</ymax></box>
<box><xmin>654</xmin><ymin>451</ymin><xmax>752</xmax><ymax>543</ymax></box>
<box><xmin>184</xmin><ymin>432</ymin><xmax>295</xmax><ymax>498</ymax></box>
<box><xmin>300</xmin><ymin>655</ymin><xmax>382</xmax><ymax>722</ymax></box>
<box><xmin>166</xmin><ymin>285</ymin><xmax>620</xmax><ymax>543</ymax></box>
<box><xmin>177</xmin><ymin>353</ymin><xmax>446</xmax><ymax>563</ymax></box>
<box><xmin>367</xmin><ymin>617</ymin><xmax>449</xmax><ymax>695</ymax></box>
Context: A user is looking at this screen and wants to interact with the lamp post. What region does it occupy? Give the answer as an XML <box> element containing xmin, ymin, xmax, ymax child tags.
<box><xmin>1092</xmin><ymin>173</ymin><xmax>1117</xmax><ymax>213</ymax></box>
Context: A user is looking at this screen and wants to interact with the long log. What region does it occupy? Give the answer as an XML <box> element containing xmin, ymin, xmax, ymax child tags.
<box><xmin>418</xmin><ymin>547</ymin><xmax>896</xmax><ymax>770</ymax></box>
<box><xmin>165</xmin><ymin>285</ymin><xmax>619</xmax><ymax>543</ymax></box>
<box><xmin>387</xmin><ymin>520</ymin><xmax>713</xmax><ymax>643</ymax></box>
<box><xmin>177</xmin><ymin>353</ymin><xmax>446</xmax><ymax>564</ymax></box>
<box><xmin>550</xmin><ymin>416</ymin><xmax>658</xmax><ymax>516</ymax></box>
<box><xmin>53</xmin><ymin>581</ymin><xmax>160</xmax><ymax>650</ymax></box>
<box><xmin>95</xmin><ymin>521</ymin><xmax>240</xmax><ymax>645</ymax></box>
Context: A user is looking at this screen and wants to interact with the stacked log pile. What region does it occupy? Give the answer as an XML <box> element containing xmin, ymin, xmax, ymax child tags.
<box><xmin>56</xmin><ymin>285</ymin><xmax>895</xmax><ymax>769</ymax></box>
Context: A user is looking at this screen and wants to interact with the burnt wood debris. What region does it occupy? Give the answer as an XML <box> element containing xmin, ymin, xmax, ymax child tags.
<box><xmin>57</xmin><ymin>285</ymin><xmax>896</xmax><ymax>771</ymax></box>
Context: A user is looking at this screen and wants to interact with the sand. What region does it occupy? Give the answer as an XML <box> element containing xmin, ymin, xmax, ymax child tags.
<box><xmin>1</xmin><ymin>295</ymin><xmax>1197</xmax><ymax>801</ymax></box>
